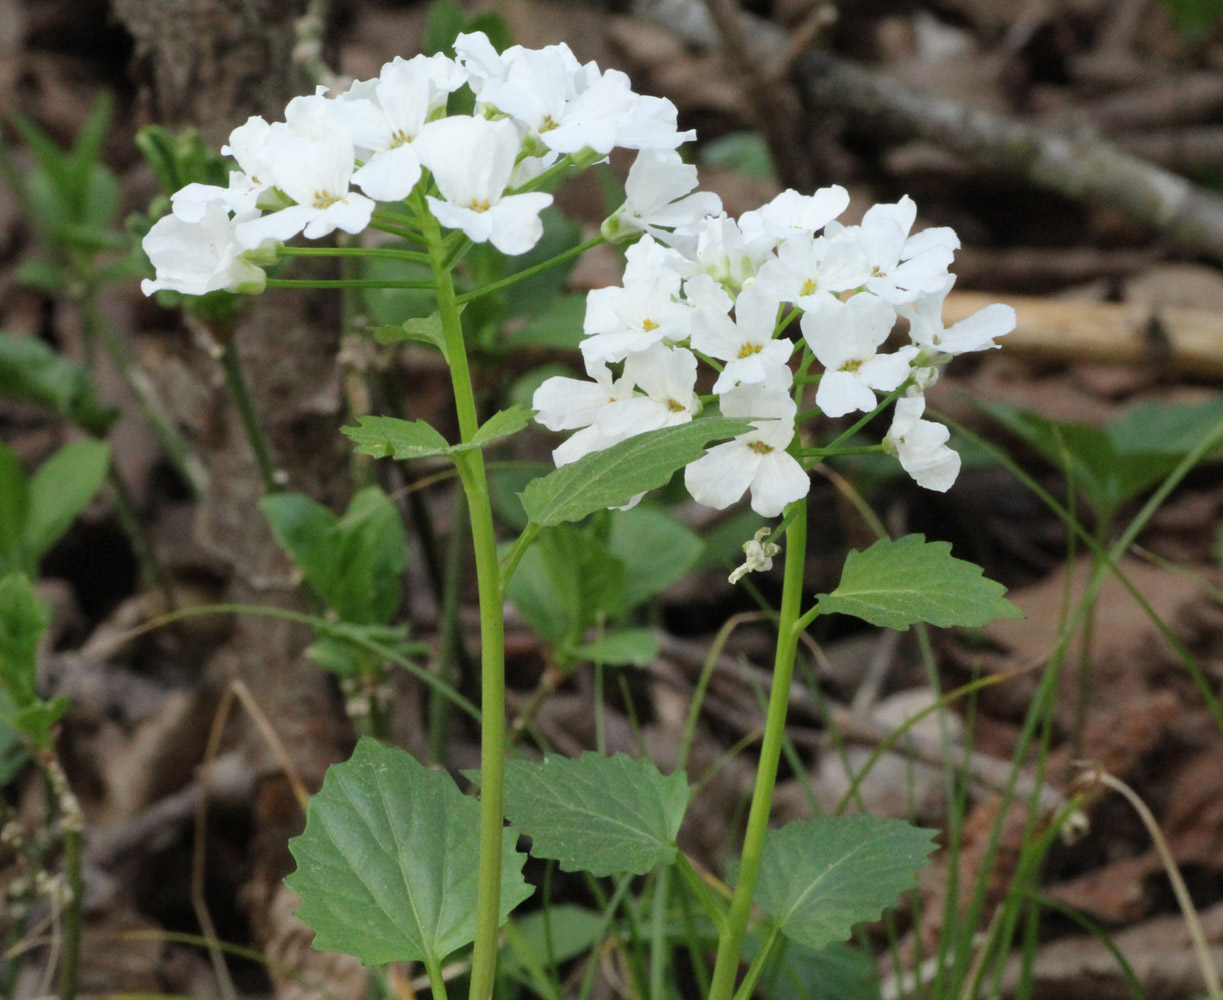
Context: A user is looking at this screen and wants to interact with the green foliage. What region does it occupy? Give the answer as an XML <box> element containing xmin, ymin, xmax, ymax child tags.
<box><xmin>0</xmin><ymin>439</ymin><xmax>111</xmax><ymax>577</ymax></box>
<box><xmin>754</xmin><ymin>815</ymin><xmax>937</xmax><ymax>952</ymax></box>
<box><xmin>572</xmin><ymin>628</ymin><xmax>659</xmax><ymax>667</ymax></box>
<box><xmin>500</xmin><ymin>753</ymin><xmax>689</xmax><ymax>876</ymax></box>
<box><xmin>501</xmin><ymin>294</ymin><xmax>586</xmax><ymax>352</ymax></box>
<box><xmin>607</xmin><ymin>504</ymin><xmax>703</xmax><ymax>609</ymax></box>
<box><xmin>343</xmin><ymin>407</ymin><xmax>532</xmax><ymax>460</ymax></box>
<box><xmin>134</xmin><ymin>124</ymin><xmax>229</xmax><ymax>202</ymax></box>
<box><xmin>1160</xmin><ymin>0</ymin><xmax>1223</xmax><ymax>39</ymax></box>
<box><xmin>521</xmin><ymin>417</ymin><xmax>753</xmax><ymax>527</ymax></box>
<box><xmin>287</xmin><ymin>738</ymin><xmax>532</xmax><ymax>965</ymax></box>
<box><xmin>260</xmin><ymin>486</ymin><xmax>407</xmax><ymax>626</ymax></box>
<box><xmin>0</xmin><ymin>572</ymin><xmax>67</xmax><ymax>752</ymax></box>
<box><xmin>751</xmin><ymin>938</ymin><xmax>882</xmax><ymax>1000</ymax></box>
<box><xmin>5</xmin><ymin>94</ymin><xmax>133</xmax><ymax>289</ymax></box>
<box><xmin>0</xmin><ymin>333</ymin><xmax>117</xmax><ymax>435</ymax></box>
<box><xmin>980</xmin><ymin>397</ymin><xmax>1223</xmax><ymax>524</ymax></box>
<box><xmin>816</xmin><ymin>534</ymin><xmax>1023</xmax><ymax>631</ymax></box>
<box><xmin>700</xmin><ymin>131</ymin><xmax>777</xmax><ymax>182</ymax></box>
<box><xmin>499</xmin><ymin>905</ymin><xmax>608</xmax><ymax>988</ymax></box>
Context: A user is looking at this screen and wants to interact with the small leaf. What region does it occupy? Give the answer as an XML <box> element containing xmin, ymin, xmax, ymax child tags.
<box><xmin>8</xmin><ymin>696</ymin><xmax>69</xmax><ymax>751</ymax></box>
<box><xmin>521</xmin><ymin>417</ymin><xmax>752</xmax><ymax>527</ymax></box>
<box><xmin>754</xmin><ymin>815</ymin><xmax>936</xmax><ymax>952</ymax></box>
<box><xmin>0</xmin><ymin>332</ymin><xmax>116</xmax><ymax>434</ymax></box>
<box><xmin>464</xmin><ymin>405</ymin><xmax>532</xmax><ymax>451</ymax></box>
<box><xmin>287</xmin><ymin>738</ymin><xmax>532</xmax><ymax>965</ymax></box>
<box><xmin>501</xmin><ymin>753</ymin><xmax>689</xmax><ymax>876</ymax></box>
<box><xmin>371</xmin><ymin>312</ymin><xmax>447</xmax><ymax>355</ymax></box>
<box><xmin>816</xmin><ymin>534</ymin><xmax>1023</xmax><ymax>631</ymax></box>
<box><xmin>342</xmin><ymin>416</ymin><xmax>452</xmax><ymax>460</ymax></box>
<box><xmin>573</xmin><ymin>629</ymin><xmax>660</xmax><ymax>666</ymax></box>
<box><xmin>24</xmin><ymin>439</ymin><xmax>110</xmax><ymax>570</ymax></box>
<box><xmin>0</xmin><ymin>573</ymin><xmax>48</xmax><ymax>709</ymax></box>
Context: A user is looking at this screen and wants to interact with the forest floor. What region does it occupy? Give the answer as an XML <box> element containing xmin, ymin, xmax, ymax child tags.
<box><xmin>4</xmin><ymin>0</ymin><xmax>1223</xmax><ymax>998</ymax></box>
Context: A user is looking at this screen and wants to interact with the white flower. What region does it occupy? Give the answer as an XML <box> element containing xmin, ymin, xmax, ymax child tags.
<box><xmin>345</xmin><ymin>54</ymin><xmax>466</xmax><ymax>202</ymax></box>
<box><xmin>801</xmin><ymin>293</ymin><xmax>917</xmax><ymax>417</ymax></box>
<box><xmin>754</xmin><ymin>230</ymin><xmax>870</xmax><ymax>309</ymax></box>
<box><xmin>532</xmin><ymin>358</ymin><xmax>635</xmax><ymax>466</ymax></box>
<box><xmin>594</xmin><ymin>344</ymin><xmax>698</xmax><ymax>439</ymax></box>
<box><xmin>453</xmin><ymin>31</ymin><xmax>520</xmax><ymax>95</ymax></box>
<box><xmin>615</xmin><ymin>95</ymin><xmax>696</xmax><ymax>150</ymax></box>
<box><xmin>884</xmin><ymin>395</ymin><xmax>960</xmax><ymax>491</ymax></box>
<box><xmin>684</xmin><ymin>378</ymin><xmax>808</xmax><ymax>517</ymax></box>
<box><xmin>739</xmin><ymin>185</ymin><xmax>849</xmax><ymax>243</ymax></box>
<box><xmin>690</xmin><ymin>283</ymin><xmax>793</xmax><ymax>394</ymax></box>
<box><xmin>479</xmin><ymin>46</ymin><xmax>636</xmax><ymax>155</ymax></box>
<box><xmin>602</xmin><ymin>149</ymin><xmax>721</xmax><ymax>251</ymax></box>
<box><xmin>580</xmin><ymin>236</ymin><xmax>693</xmax><ymax>364</ymax></box>
<box><xmin>900</xmin><ymin>275</ymin><xmax>1016</xmax><ymax>356</ymax></box>
<box><xmin>675</xmin><ymin>215</ymin><xmax>778</xmax><ymax>291</ymax></box>
<box><xmin>141</xmin><ymin>203</ymin><xmax>268</xmax><ymax>296</ymax></box>
<box><xmin>728</xmin><ymin>528</ymin><xmax>782</xmax><ymax>584</ymax></box>
<box><xmin>827</xmin><ymin>195</ymin><xmax>959</xmax><ymax>304</ymax></box>
<box><xmin>171</xmin><ymin>116</ymin><xmax>277</xmax><ymax>221</ymax></box>
<box><xmin>413</xmin><ymin>116</ymin><xmax>553</xmax><ymax>255</ymax></box>
<box><xmin>234</xmin><ymin>104</ymin><xmax>375</xmax><ymax>246</ymax></box>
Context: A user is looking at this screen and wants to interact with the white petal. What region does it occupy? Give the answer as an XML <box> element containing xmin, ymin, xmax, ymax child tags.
<box><xmin>749</xmin><ymin>451</ymin><xmax>809</xmax><ymax>516</ymax></box>
<box><xmin>684</xmin><ymin>442</ymin><xmax>759</xmax><ymax>510</ymax></box>
<box><xmin>816</xmin><ymin>371</ymin><xmax>877</xmax><ymax>418</ymax></box>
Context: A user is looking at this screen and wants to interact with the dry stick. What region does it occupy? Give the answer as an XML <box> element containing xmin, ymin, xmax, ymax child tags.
<box><xmin>944</xmin><ymin>290</ymin><xmax>1223</xmax><ymax>378</ymax></box>
<box><xmin>794</xmin><ymin>50</ymin><xmax>1223</xmax><ymax>265</ymax></box>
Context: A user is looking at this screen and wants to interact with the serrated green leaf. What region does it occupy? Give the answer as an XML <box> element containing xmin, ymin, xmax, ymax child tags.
<box><xmin>573</xmin><ymin>629</ymin><xmax>659</xmax><ymax>666</ymax></box>
<box><xmin>24</xmin><ymin>439</ymin><xmax>110</xmax><ymax>570</ymax></box>
<box><xmin>607</xmin><ymin>505</ymin><xmax>703</xmax><ymax>609</ymax></box>
<box><xmin>464</xmin><ymin>405</ymin><xmax>532</xmax><ymax>451</ymax></box>
<box><xmin>751</xmin><ymin>937</ymin><xmax>882</xmax><ymax>1000</ymax></box>
<box><xmin>521</xmin><ymin>417</ymin><xmax>752</xmax><ymax>527</ymax></box>
<box><xmin>287</xmin><ymin>738</ymin><xmax>532</xmax><ymax>965</ymax></box>
<box><xmin>754</xmin><ymin>815</ymin><xmax>936</xmax><ymax>952</ymax></box>
<box><xmin>816</xmin><ymin>534</ymin><xmax>1023</xmax><ymax>631</ymax></box>
<box><xmin>501</xmin><ymin>753</ymin><xmax>689</xmax><ymax>876</ymax></box>
<box><xmin>0</xmin><ymin>573</ymin><xmax>47</xmax><ymax>709</ymax></box>
<box><xmin>342</xmin><ymin>415</ymin><xmax>452</xmax><ymax>460</ymax></box>
<box><xmin>505</xmin><ymin>525</ymin><xmax>626</xmax><ymax>653</ymax></box>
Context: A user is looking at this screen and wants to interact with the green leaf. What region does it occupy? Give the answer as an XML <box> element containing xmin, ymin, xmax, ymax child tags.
<box><xmin>287</xmin><ymin>737</ymin><xmax>532</xmax><ymax>965</ymax></box>
<box><xmin>0</xmin><ymin>444</ymin><xmax>29</xmax><ymax>567</ymax></box>
<box><xmin>816</xmin><ymin>534</ymin><xmax>1023</xmax><ymax>631</ymax></box>
<box><xmin>501</xmin><ymin>753</ymin><xmax>689</xmax><ymax>876</ymax></box>
<box><xmin>464</xmin><ymin>405</ymin><xmax>532</xmax><ymax>451</ymax></box>
<box><xmin>0</xmin><ymin>573</ymin><xmax>47</xmax><ymax>709</ymax></box>
<box><xmin>751</xmin><ymin>938</ymin><xmax>882</xmax><ymax>1000</ymax></box>
<box><xmin>260</xmin><ymin>487</ymin><xmax>407</xmax><ymax>625</ymax></box>
<box><xmin>1160</xmin><ymin>0</ymin><xmax>1223</xmax><ymax>39</ymax></box>
<box><xmin>342</xmin><ymin>415</ymin><xmax>453</xmax><ymax>461</ymax></box>
<box><xmin>500</xmin><ymin>905</ymin><xmax>608</xmax><ymax>982</ymax></box>
<box><xmin>700</xmin><ymin>131</ymin><xmax>777</xmax><ymax>182</ymax></box>
<box><xmin>504</xmin><ymin>526</ymin><xmax>626</xmax><ymax>653</ymax></box>
<box><xmin>521</xmin><ymin>417</ymin><xmax>752</xmax><ymax>527</ymax></box>
<box><xmin>754</xmin><ymin>815</ymin><xmax>936</xmax><ymax>952</ymax></box>
<box><xmin>573</xmin><ymin>629</ymin><xmax>660</xmax><ymax>666</ymax></box>
<box><xmin>0</xmin><ymin>332</ymin><xmax>116</xmax><ymax>434</ymax></box>
<box><xmin>423</xmin><ymin>0</ymin><xmax>466</xmax><ymax>56</ymax></box>
<box><xmin>502</xmin><ymin>294</ymin><xmax>586</xmax><ymax>351</ymax></box>
<box><xmin>607</xmin><ymin>505</ymin><xmax>704</xmax><ymax>609</ymax></box>
<box><xmin>371</xmin><ymin>312</ymin><xmax>448</xmax><ymax>355</ymax></box>
<box><xmin>8</xmin><ymin>696</ymin><xmax>69</xmax><ymax>751</ymax></box>
<box><xmin>23</xmin><ymin>439</ymin><xmax>110</xmax><ymax>570</ymax></box>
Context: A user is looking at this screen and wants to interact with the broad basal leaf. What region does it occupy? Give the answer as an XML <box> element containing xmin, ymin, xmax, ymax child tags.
<box><xmin>607</xmin><ymin>505</ymin><xmax>703</xmax><ymax>610</ymax></box>
<box><xmin>342</xmin><ymin>415</ymin><xmax>452</xmax><ymax>460</ymax></box>
<box><xmin>520</xmin><ymin>418</ymin><xmax>752</xmax><ymax>527</ymax></box>
<box><xmin>573</xmin><ymin>629</ymin><xmax>660</xmax><ymax>667</ymax></box>
<box><xmin>816</xmin><ymin>534</ymin><xmax>1022</xmax><ymax>631</ymax></box>
<box><xmin>287</xmin><ymin>738</ymin><xmax>532</xmax><ymax>966</ymax></box>
<box><xmin>502</xmin><ymin>753</ymin><xmax>689</xmax><ymax>876</ymax></box>
<box><xmin>754</xmin><ymin>815</ymin><xmax>936</xmax><ymax>952</ymax></box>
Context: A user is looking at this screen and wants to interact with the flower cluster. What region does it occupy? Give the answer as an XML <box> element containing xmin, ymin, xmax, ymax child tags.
<box><xmin>537</xmin><ymin>163</ymin><xmax>1016</xmax><ymax>515</ymax></box>
<box><xmin>139</xmin><ymin>31</ymin><xmax>1016</xmax><ymax>520</ymax></box>
<box><xmin>140</xmin><ymin>34</ymin><xmax>693</xmax><ymax>295</ymax></box>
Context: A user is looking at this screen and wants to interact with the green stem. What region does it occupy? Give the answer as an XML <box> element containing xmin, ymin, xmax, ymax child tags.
<box><xmin>418</xmin><ymin>211</ymin><xmax>507</xmax><ymax>1000</ymax></box>
<box><xmin>265</xmin><ymin>277</ymin><xmax>434</xmax><ymax>289</ymax></box>
<box><xmin>218</xmin><ymin>340</ymin><xmax>281</xmax><ymax>493</ymax></box>
<box><xmin>499</xmin><ymin>522</ymin><xmax>541</xmax><ymax>595</ymax></box>
<box><xmin>707</xmin><ymin>500</ymin><xmax>807</xmax><ymax>1000</ymax></box>
<box><xmin>423</xmin><ymin>953</ymin><xmax>450</xmax><ymax>1000</ymax></box>
<box><xmin>277</xmin><ymin>245</ymin><xmax>430</xmax><ymax>264</ymax></box>
<box><xmin>106</xmin><ymin>464</ymin><xmax>174</xmax><ymax>607</ymax></box>
<box><xmin>454</xmin><ymin>236</ymin><xmax>605</xmax><ymax>305</ymax></box>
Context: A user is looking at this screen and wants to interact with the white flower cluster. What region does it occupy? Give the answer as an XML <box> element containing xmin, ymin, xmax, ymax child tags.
<box><xmin>535</xmin><ymin>162</ymin><xmax>1017</xmax><ymax>516</ymax></box>
<box><xmin>138</xmin><ymin>31</ymin><xmax>1015</xmax><ymax>515</ymax></box>
<box><xmin>140</xmin><ymin>33</ymin><xmax>694</xmax><ymax>296</ymax></box>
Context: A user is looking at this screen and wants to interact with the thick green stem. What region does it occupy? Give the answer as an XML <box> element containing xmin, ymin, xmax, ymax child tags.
<box><xmin>707</xmin><ymin>501</ymin><xmax>808</xmax><ymax>1000</ymax></box>
<box><xmin>419</xmin><ymin>212</ymin><xmax>507</xmax><ymax>1000</ymax></box>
